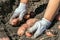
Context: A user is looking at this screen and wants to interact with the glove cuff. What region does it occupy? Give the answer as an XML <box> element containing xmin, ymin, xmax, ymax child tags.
<box><xmin>41</xmin><ymin>18</ymin><xmax>51</xmax><ymax>27</ymax></box>
<box><xmin>18</xmin><ymin>2</ymin><xmax>27</xmax><ymax>9</ymax></box>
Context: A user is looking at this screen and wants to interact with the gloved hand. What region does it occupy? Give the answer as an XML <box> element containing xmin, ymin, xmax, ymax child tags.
<box><xmin>27</xmin><ymin>18</ymin><xmax>51</xmax><ymax>38</ymax></box>
<box><xmin>10</xmin><ymin>3</ymin><xmax>27</xmax><ymax>21</ymax></box>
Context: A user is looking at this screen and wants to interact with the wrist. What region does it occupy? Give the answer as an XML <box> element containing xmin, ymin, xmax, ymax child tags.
<box><xmin>18</xmin><ymin>2</ymin><xmax>27</xmax><ymax>9</ymax></box>
<box><xmin>20</xmin><ymin>0</ymin><xmax>28</xmax><ymax>4</ymax></box>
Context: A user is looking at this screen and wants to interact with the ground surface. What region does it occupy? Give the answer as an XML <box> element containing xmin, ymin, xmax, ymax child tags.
<box><xmin>0</xmin><ymin>0</ymin><xmax>60</xmax><ymax>40</ymax></box>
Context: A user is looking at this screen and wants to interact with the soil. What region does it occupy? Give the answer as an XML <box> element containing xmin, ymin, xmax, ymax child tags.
<box><xmin>0</xmin><ymin>0</ymin><xmax>60</xmax><ymax>40</ymax></box>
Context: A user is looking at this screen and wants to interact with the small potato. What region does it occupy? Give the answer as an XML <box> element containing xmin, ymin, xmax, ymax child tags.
<box><xmin>25</xmin><ymin>32</ymin><xmax>32</xmax><ymax>37</ymax></box>
<box><xmin>58</xmin><ymin>25</ymin><xmax>60</xmax><ymax>29</ymax></box>
<box><xmin>26</xmin><ymin>18</ymin><xmax>38</xmax><ymax>27</ymax></box>
<box><xmin>24</xmin><ymin>15</ymin><xmax>30</xmax><ymax>19</ymax></box>
<box><xmin>46</xmin><ymin>30</ymin><xmax>55</xmax><ymax>37</ymax></box>
<box><xmin>10</xmin><ymin>18</ymin><xmax>19</xmax><ymax>26</ymax></box>
<box><xmin>17</xmin><ymin>24</ymin><xmax>28</xmax><ymax>36</ymax></box>
<box><xmin>2</xmin><ymin>37</ymin><xmax>10</xmax><ymax>40</ymax></box>
<box><xmin>0</xmin><ymin>37</ymin><xmax>10</xmax><ymax>40</ymax></box>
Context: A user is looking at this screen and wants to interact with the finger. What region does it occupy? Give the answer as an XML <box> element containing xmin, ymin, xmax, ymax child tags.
<box><xmin>27</xmin><ymin>22</ymin><xmax>38</xmax><ymax>33</ymax></box>
<box><xmin>32</xmin><ymin>24</ymin><xmax>46</xmax><ymax>38</ymax></box>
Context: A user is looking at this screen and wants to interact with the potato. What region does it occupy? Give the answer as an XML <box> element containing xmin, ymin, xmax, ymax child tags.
<box><xmin>24</xmin><ymin>15</ymin><xmax>30</xmax><ymax>19</ymax></box>
<box><xmin>5</xmin><ymin>37</ymin><xmax>10</xmax><ymax>40</ymax></box>
<box><xmin>24</xmin><ymin>11</ymin><xmax>35</xmax><ymax>19</ymax></box>
<box><xmin>3</xmin><ymin>37</ymin><xmax>10</xmax><ymax>40</ymax></box>
<box><xmin>17</xmin><ymin>24</ymin><xmax>28</xmax><ymax>36</ymax></box>
<box><xmin>10</xmin><ymin>18</ymin><xmax>19</xmax><ymax>26</ymax></box>
<box><xmin>26</xmin><ymin>18</ymin><xmax>38</xmax><ymax>27</ymax></box>
<box><xmin>25</xmin><ymin>32</ymin><xmax>32</xmax><ymax>37</ymax></box>
<box><xmin>17</xmin><ymin>18</ymin><xmax>38</xmax><ymax>36</ymax></box>
<box><xmin>46</xmin><ymin>30</ymin><xmax>55</xmax><ymax>37</ymax></box>
<box><xmin>0</xmin><ymin>37</ymin><xmax>10</xmax><ymax>40</ymax></box>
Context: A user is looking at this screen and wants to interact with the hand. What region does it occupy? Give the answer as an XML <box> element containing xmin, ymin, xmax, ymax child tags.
<box><xmin>26</xmin><ymin>18</ymin><xmax>51</xmax><ymax>38</ymax></box>
<box><xmin>10</xmin><ymin>3</ymin><xmax>27</xmax><ymax>21</ymax></box>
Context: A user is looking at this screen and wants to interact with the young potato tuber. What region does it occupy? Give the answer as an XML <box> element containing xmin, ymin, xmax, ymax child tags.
<box><xmin>58</xmin><ymin>25</ymin><xmax>60</xmax><ymax>29</ymax></box>
<box><xmin>17</xmin><ymin>24</ymin><xmax>28</xmax><ymax>36</ymax></box>
<box><xmin>10</xmin><ymin>18</ymin><xmax>19</xmax><ymax>26</ymax></box>
<box><xmin>0</xmin><ymin>37</ymin><xmax>10</xmax><ymax>40</ymax></box>
<box><xmin>45</xmin><ymin>30</ymin><xmax>55</xmax><ymax>37</ymax></box>
<box><xmin>25</xmin><ymin>32</ymin><xmax>32</xmax><ymax>37</ymax></box>
<box><xmin>24</xmin><ymin>14</ymin><xmax>30</xmax><ymax>19</ymax></box>
<box><xmin>24</xmin><ymin>11</ymin><xmax>36</xmax><ymax>19</ymax></box>
<box><xmin>26</xmin><ymin>18</ymin><xmax>38</xmax><ymax>27</ymax></box>
<box><xmin>3</xmin><ymin>37</ymin><xmax>10</xmax><ymax>40</ymax></box>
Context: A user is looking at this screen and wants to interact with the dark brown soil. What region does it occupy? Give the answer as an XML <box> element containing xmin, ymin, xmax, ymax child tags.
<box><xmin>0</xmin><ymin>0</ymin><xmax>60</xmax><ymax>40</ymax></box>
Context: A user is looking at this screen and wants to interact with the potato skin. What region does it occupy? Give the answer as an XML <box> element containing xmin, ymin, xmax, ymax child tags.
<box><xmin>17</xmin><ymin>24</ymin><xmax>28</xmax><ymax>36</ymax></box>
<box><xmin>46</xmin><ymin>30</ymin><xmax>54</xmax><ymax>36</ymax></box>
<box><xmin>26</xmin><ymin>18</ymin><xmax>38</xmax><ymax>27</ymax></box>
<box><xmin>0</xmin><ymin>37</ymin><xmax>10</xmax><ymax>40</ymax></box>
<box><xmin>58</xmin><ymin>25</ymin><xmax>60</xmax><ymax>29</ymax></box>
<box><xmin>10</xmin><ymin>18</ymin><xmax>19</xmax><ymax>26</ymax></box>
<box><xmin>24</xmin><ymin>15</ymin><xmax>30</xmax><ymax>19</ymax></box>
<box><xmin>25</xmin><ymin>32</ymin><xmax>32</xmax><ymax>37</ymax></box>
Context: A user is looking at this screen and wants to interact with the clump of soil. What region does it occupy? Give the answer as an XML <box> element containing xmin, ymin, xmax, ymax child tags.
<box><xmin>0</xmin><ymin>0</ymin><xmax>60</xmax><ymax>40</ymax></box>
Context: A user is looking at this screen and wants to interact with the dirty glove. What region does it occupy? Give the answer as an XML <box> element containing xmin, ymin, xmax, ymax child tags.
<box><xmin>10</xmin><ymin>3</ymin><xmax>27</xmax><ymax>21</ymax></box>
<box><xmin>27</xmin><ymin>18</ymin><xmax>51</xmax><ymax>38</ymax></box>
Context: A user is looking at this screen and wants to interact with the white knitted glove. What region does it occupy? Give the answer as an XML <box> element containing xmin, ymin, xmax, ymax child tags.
<box><xmin>27</xmin><ymin>18</ymin><xmax>51</xmax><ymax>38</ymax></box>
<box><xmin>10</xmin><ymin>3</ymin><xmax>27</xmax><ymax>21</ymax></box>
